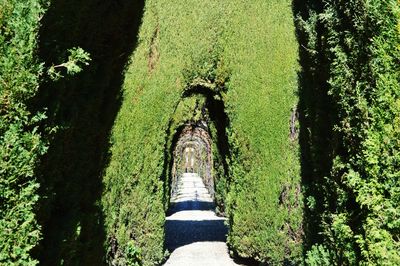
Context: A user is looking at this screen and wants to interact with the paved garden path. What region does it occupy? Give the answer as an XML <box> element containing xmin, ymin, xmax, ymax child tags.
<box><xmin>164</xmin><ymin>173</ymin><xmax>240</xmax><ymax>266</ymax></box>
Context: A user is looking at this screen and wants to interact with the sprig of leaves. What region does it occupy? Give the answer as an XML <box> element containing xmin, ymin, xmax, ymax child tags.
<box><xmin>47</xmin><ymin>47</ymin><xmax>91</xmax><ymax>80</ymax></box>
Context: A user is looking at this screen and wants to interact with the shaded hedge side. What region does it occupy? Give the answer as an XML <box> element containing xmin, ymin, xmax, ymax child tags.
<box><xmin>0</xmin><ymin>1</ymin><xmax>48</xmax><ymax>264</ymax></box>
<box><xmin>296</xmin><ymin>0</ymin><xmax>400</xmax><ymax>264</ymax></box>
<box><xmin>34</xmin><ymin>1</ymin><xmax>144</xmax><ymax>264</ymax></box>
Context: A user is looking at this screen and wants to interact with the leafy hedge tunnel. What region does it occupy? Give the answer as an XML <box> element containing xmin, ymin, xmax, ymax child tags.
<box><xmin>2</xmin><ymin>0</ymin><xmax>399</xmax><ymax>265</ymax></box>
<box><xmin>101</xmin><ymin>1</ymin><xmax>301</xmax><ymax>265</ymax></box>
<box><xmin>167</xmin><ymin>88</ymin><xmax>230</xmax><ymax>205</ymax></box>
<box><xmin>1</xmin><ymin>0</ymin><xmax>301</xmax><ymax>265</ymax></box>
<box><xmin>170</xmin><ymin>123</ymin><xmax>215</xmax><ymax>198</ymax></box>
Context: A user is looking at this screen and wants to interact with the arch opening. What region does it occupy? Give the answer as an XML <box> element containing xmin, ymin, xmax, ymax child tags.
<box><xmin>171</xmin><ymin>123</ymin><xmax>214</xmax><ymax>198</ymax></box>
<box><xmin>163</xmin><ymin>85</ymin><xmax>231</xmax><ymax>212</ymax></box>
<box><xmin>163</xmin><ymin>84</ymin><xmax>233</xmax><ymax>261</ymax></box>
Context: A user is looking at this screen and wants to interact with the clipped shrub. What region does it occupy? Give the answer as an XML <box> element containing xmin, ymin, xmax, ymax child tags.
<box><xmin>102</xmin><ymin>0</ymin><xmax>302</xmax><ymax>265</ymax></box>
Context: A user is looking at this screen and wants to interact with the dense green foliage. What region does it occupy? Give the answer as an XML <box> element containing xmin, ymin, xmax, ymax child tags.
<box><xmin>222</xmin><ymin>3</ymin><xmax>302</xmax><ymax>264</ymax></box>
<box><xmin>0</xmin><ymin>0</ymin><xmax>137</xmax><ymax>264</ymax></box>
<box><xmin>0</xmin><ymin>1</ymin><xmax>48</xmax><ymax>264</ymax></box>
<box><xmin>296</xmin><ymin>0</ymin><xmax>400</xmax><ymax>264</ymax></box>
<box><xmin>34</xmin><ymin>0</ymin><xmax>143</xmax><ymax>264</ymax></box>
<box><xmin>3</xmin><ymin>0</ymin><xmax>398</xmax><ymax>265</ymax></box>
<box><xmin>102</xmin><ymin>0</ymin><xmax>301</xmax><ymax>265</ymax></box>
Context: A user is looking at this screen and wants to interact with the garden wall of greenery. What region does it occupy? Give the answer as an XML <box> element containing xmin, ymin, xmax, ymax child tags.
<box><xmin>296</xmin><ymin>0</ymin><xmax>400</xmax><ymax>264</ymax></box>
<box><xmin>1</xmin><ymin>0</ymin><xmax>399</xmax><ymax>265</ymax></box>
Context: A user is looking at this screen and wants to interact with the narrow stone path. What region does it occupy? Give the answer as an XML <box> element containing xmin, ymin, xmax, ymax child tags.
<box><xmin>164</xmin><ymin>173</ymin><xmax>240</xmax><ymax>266</ymax></box>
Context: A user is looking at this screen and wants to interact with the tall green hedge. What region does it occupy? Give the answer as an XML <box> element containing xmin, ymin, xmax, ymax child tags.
<box><xmin>0</xmin><ymin>0</ymin><xmax>48</xmax><ymax>264</ymax></box>
<box><xmin>34</xmin><ymin>1</ymin><xmax>143</xmax><ymax>264</ymax></box>
<box><xmin>7</xmin><ymin>0</ymin><xmax>398</xmax><ymax>265</ymax></box>
<box><xmin>297</xmin><ymin>0</ymin><xmax>400</xmax><ymax>264</ymax></box>
<box><xmin>222</xmin><ymin>2</ymin><xmax>302</xmax><ymax>264</ymax></box>
<box><xmin>102</xmin><ymin>0</ymin><xmax>302</xmax><ymax>265</ymax></box>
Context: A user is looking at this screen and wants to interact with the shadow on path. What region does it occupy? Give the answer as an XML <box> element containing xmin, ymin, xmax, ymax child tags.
<box><xmin>164</xmin><ymin>173</ymin><xmax>244</xmax><ymax>265</ymax></box>
<box><xmin>167</xmin><ymin>200</ymin><xmax>215</xmax><ymax>215</ymax></box>
<box><xmin>165</xmin><ymin>218</ymin><xmax>227</xmax><ymax>252</ymax></box>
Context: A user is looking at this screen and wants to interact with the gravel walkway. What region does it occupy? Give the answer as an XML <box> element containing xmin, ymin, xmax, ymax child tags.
<box><xmin>164</xmin><ymin>173</ymin><xmax>240</xmax><ymax>266</ymax></box>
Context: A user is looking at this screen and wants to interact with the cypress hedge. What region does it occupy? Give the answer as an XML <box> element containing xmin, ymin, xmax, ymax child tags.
<box><xmin>0</xmin><ymin>1</ymin><xmax>48</xmax><ymax>264</ymax></box>
<box><xmin>296</xmin><ymin>0</ymin><xmax>400</xmax><ymax>264</ymax></box>
<box><xmin>102</xmin><ymin>0</ymin><xmax>302</xmax><ymax>265</ymax></box>
<box><xmin>4</xmin><ymin>0</ymin><xmax>398</xmax><ymax>265</ymax></box>
<box><xmin>34</xmin><ymin>0</ymin><xmax>143</xmax><ymax>264</ymax></box>
<box><xmin>1</xmin><ymin>1</ymin><xmax>99</xmax><ymax>264</ymax></box>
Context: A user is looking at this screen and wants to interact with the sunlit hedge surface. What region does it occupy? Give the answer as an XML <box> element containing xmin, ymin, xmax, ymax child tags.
<box><xmin>4</xmin><ymin>0</ymin><xmax>397</xmax><ymax>265</ymax></box>
<box><xmin>102</xmin><ymin>0</ymin><xmax>301</xmax><ymax>265</ymax></box>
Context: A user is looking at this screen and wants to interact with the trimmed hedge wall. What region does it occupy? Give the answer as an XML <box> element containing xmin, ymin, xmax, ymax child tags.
<box><xmin>4</xmin><ymin>0</ymin><xmax>398</xmax><ymax>265</ymax></box>
<box><xmin>102</xmin><ymin>0</ymin><xmax>302</xmax><ymax>265</ymax></box>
